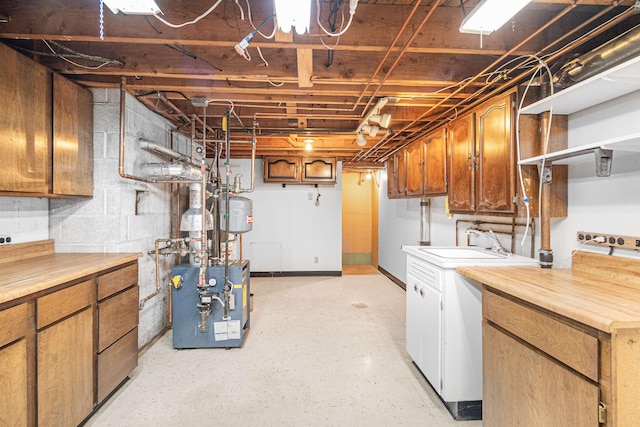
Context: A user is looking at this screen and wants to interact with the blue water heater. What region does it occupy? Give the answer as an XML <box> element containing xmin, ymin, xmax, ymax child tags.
<box><xmin>171</xmin><ymin>260</ymin><xmax>250</xmax><ymax>348</ymax></box>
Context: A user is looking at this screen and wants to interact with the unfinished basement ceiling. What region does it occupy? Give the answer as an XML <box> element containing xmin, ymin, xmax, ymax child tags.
<box><xmin>1</xmin><ymin>0</ymin><xmax>638</xmax><ymax>162</ymax></box>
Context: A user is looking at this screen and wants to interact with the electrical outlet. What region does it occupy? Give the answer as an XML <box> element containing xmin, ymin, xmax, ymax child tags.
<box><xmin>577</xmin><ymin>231</ymin><xmax>640</xmax><ymax>250</ymax></box>
<box><xmin>0</xmin><ymin>236</ymin><xmax>11</xmax><ymax>245</ymax></box>
<box><xmin>314</xmin><ymin>256</ymin><xmax>319</xmax><ymax>263</ymax></box>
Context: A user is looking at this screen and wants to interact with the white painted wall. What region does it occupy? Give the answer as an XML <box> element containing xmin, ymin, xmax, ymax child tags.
<box><xmin>379</xmin><ymin>90</ymin><xmax>640</xmax><ymax>283</ymax></box>
<box><xmin>228</xmin><ymin>158</ymin><xmax>343</xmax><ymax>273</ymax></box>
<box><xmin>50</xmin><ymin>88</ymin><xmax>193</xmax><ymax>348</ymax></box>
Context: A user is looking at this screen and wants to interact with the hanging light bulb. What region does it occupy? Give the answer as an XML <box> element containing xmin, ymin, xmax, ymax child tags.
<box><xmin>274</xmin><ymin>0</ymin><xmax>311</xmax><ymax>35</ymax></box>
<box><xmin>305</xmin><ymin>138</ymin><xmax>313</xmax><ymax>151</ymax></box>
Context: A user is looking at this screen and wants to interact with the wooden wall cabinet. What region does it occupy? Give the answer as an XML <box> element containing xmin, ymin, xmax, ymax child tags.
<box><xmin>263</xmin><ymin>156</ymin><xmax>337</xmax><ymax>184</ymax></box>
<box><xmin>448</xmin><ymin>91</ymin><xmax>516</xmax><ymax>215</ymax></box>
<box><xmin>53</xmin><ymin>74</ymin><xmax>94</xmax><ymax>197</ymax></box>
<box><xmin>0</xmin><ymin>43</ymin><xmax>93</xmax><ymax>198</ymax></box>
<box><xmin>0</xmin><ymin>42</ymin><xmax>52</xmax><ymax>195</ymax></box>
<box><xmin>387</xmin><ymin>128</ymin><xmax>447</xmax><ymax>199</ymax></box>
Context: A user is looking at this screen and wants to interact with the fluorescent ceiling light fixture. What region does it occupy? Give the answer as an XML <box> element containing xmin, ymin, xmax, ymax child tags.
<box><xmin>459</xmin><ymin>0</ymin><xmax>531</xmax><ymax>35</ymax></box>
<box><xmin>103</xmin><ymin>0</ymin><xmax>161</xmax><ymax>15</ymax></box>
<box><xmin>275</xmin><ymin>0</ymin><xmax>311</xmax><ymax>35</ymax></box>
<box><xmin>369</xmin><ymin>113</ymin><xmax>391</xmax><ymax>129</ymax></box>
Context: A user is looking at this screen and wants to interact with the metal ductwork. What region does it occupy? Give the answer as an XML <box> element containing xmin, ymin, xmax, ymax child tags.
<box><xmin>556</xmin><ymin>24</ymin><xmax>640</xmax><ymax>87</ymax></box>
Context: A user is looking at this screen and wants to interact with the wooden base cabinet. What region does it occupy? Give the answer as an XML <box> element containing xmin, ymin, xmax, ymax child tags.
<box><xmin>97</xmin><ymin>263</ymin><xmax>139</xmax><ymax>403</ymax></box>
<box><xmin>0</xmin><ymin>303</ymin><xmax>30</xmax><ymax>426</ymax></box>
<box><xmin>38</xmin><ymin>308</ymin><xmax>94</xmax><ymax>427</ymax></box>
<box><xmin>482</xmin><ymin>288</ymin><xmax>633</xmax><ymax>427</ymax></box>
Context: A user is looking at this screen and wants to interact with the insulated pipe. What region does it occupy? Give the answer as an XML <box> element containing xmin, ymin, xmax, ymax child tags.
<box><xmin>140</xmin><ymin>138</ymin><xmax>195</xmax><ymax>164</ymax></box>
<box><xmin>557</xmin><ymin>23</ymin><xmax>640</xmax><ymax>86</ymax></box>
<box><xmin>357</xmin><ymin>0</ymin><xmax>590</xmax><ymax>162</ymax></box>
<box><xmin>538</xmin><ymin>112</ymin><xmax>553</xmax><ymax>268</ymax></box>
<box><xmin>199</xmin><ymin>107</ymin><xmax>208</xmax><ymax>287</ymax></box>
<box><xmin>223</xmin><ymin>110</ymin><xmax>232</xmax><ymax>321</ymax></box>
<box><xmin>118</xmin><ymin>78</ymin><xmax>201</xmax><ymax>185</ymax></box>
<box><xmin>419</xmin><ymin>198</ymin><xmax>431</xmax><ymax>246</ymax></box>
<box><xmin>139</xmin><ymin>163</ymin><xmax>203</xmax><ymax>180</ymax></box>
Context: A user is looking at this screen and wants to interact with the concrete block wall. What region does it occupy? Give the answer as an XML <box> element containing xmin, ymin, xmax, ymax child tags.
<box><xmin>50</xmin><ymin>88</ymin><xmax>192</xmax><ymax>348</ymax></box>
<box><xmin>0</xmin><ymin>197</ymin><xmax>49</xmax><ymax>244</ymax></box>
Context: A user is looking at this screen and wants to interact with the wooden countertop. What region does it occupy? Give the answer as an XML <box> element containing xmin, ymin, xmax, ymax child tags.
<box><xmin>457</xmin><ymin>252</ymin><xmax>640</xmax><ymax>333</ymax></box>
<box><xmin>0</xmin><ymin>252</ymin><xmax>141</xmax><ymax>306</ymax></box>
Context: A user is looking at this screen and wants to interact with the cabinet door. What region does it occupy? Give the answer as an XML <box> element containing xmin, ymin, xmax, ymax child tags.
<box><xmin>263</xmin><ymin>157</ymin><xmax>299</xmax><ymax>182</ymax></box>
<box><xmin>420</xmin><ymin>284</ymin><xmax>442</xmax><ymax>394</ymax></box>
<box><xmin>475</xmin><ymin>92</ymin><xmax>516</xmax><ymax>214</ymax></box>
<box><xmin>405</xmin><ymin>275</ymin><xmax>422</xmax><ymax>364</ymax></box>
<box><xmin>483</xmin><ymin>322</ymin><xmax>599</xmax><ymax>427</ymax></box>
<box><xmin>386</xmin><ymin>156</ymin><xmax>397</xmax><ymax>199</ymax></box>
<box><xmin>424</xmin><ymin>128</ymin><xmax>447</xmax><ymax>196</ymax></box>
<box><xmin>38</xmin><ymin>308</ymin><xmax>94</xmax><ymax>427</ymax></box>
<box><xmin>53</xmin><ymin>74</ymin><xmax>94</xmax><ymax>196</ymax></box>
<box><xmin>0</xmin><ymin>340</ymin><xmax>28</xmax><ymax>426</ymax></box>
<box><xmin>396</xmin><ymin>150</ymin><xmax>407</xmax><ymax>197</ymax></box>
<box><xmin>0</xmin><ymin>43</ymin><xmax>51</xmax><ymax>195</ymax></box>
<box><xmin>405</xmin><ymin>141</ymin><xmax>424</xmax><ymax>197</ymax></box>
<box><xmin>448</xmin><ymin>113</ymin><xmax>475</xmax><ymax>213</ymax></box>
<box><xmin>301</xmin><ymin>157</ymin><xmax>336</xmax><ymax>183</ymax></box>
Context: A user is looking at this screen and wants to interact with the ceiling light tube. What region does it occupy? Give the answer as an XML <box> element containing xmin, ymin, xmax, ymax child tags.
<box><xmin>275</xmin><ymin>0</ymin><xmax>311</xmax><ymax>35</ymax></box>
<box><xmin>459</xmin><ymin>0</ymin><xmax>531</xmax><ymax>35</ymax></box>
<box><xmin>103</xmin><ymin>0</ymin><xmax>161</xmax><ymax>15</ymax></box>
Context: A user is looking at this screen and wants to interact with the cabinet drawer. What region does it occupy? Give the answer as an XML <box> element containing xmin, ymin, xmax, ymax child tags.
<box><xmin>0</xmin><ymin>303</ymin><xmax>28</xmax><ymax>348</ymax></box>
<box><xmin>98</xmin><ymin>286</ymin><xmax>138</xmax><ymax>352</ymax></box>
<box><xmin>483</xmin><ymin>290</ymin><xmax>599</xmax><ymax>381</ymax></box>
<box><xmin>407</xmin><ymin>257</ymin><xmax>442</xmax><ymax>292</ymax></box>
<box><xmin>97</xmin><ymin>327</ymin><xmax>138</xmax><ymax>402</ymax></box>
<box><xmin>37</xmin><ymin>279</ymin><xmax>92</xmax><ymax>329</ymax></box>
<box><xmin>98</xmin><ymin>263</ymin><xmax>138</xmax><ymax>301</ymax></box>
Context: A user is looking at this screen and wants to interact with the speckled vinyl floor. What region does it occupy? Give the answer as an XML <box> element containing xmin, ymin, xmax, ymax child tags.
<box><xmin>85</xmin><ymin>273</ymin><xmax>483</xmax><ymax>427</ymax></box>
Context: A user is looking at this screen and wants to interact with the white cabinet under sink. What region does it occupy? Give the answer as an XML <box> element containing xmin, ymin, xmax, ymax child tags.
<box><xmin>403</xmin><ymin>246</ymin><xmax>539</xmax><ymax>420</ymax></box>
<box><xmin>406</xmin><ymin>258</ymin><xmax>442</xmax><ymax>395</ymax></box>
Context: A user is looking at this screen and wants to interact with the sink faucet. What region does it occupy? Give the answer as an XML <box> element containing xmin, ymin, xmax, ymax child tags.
<box><xmin>465</xmin><ymin>228</ymin><xmax>511</xmax><ymax>256</ymax></box>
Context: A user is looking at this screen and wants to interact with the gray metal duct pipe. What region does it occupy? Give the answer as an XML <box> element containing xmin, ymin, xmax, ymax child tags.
<box><xmin>139</xmin><ymin>138</ymin><xmax>195</xmax><ymax>164</ymax></box>
<box><xmin>556</xmin><ymin>24</ymin><xmax>640</xmax><ymax>86</ymax></box>
<box><xmin>139</xmin><ymin>163</ymin><xmax>203</xmax><ymax>180</ymax></box>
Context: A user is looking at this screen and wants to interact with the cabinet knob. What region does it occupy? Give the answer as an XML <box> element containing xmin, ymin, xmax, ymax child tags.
<box><xmin>414</xmin><ymin>285</ymin><xmax>419</xmax><ymax>292</ymax></box>
<box><xmin>419</xmin><ymin>289</ymin><xmax>425</xmax><ymax>297</ymax></box>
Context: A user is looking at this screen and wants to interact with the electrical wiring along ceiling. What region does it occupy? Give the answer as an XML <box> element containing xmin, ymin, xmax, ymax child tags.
<box><xmin>0</xmin><ymin>0</ymin><xmax>638</xmax><ymax>162</ymax></box>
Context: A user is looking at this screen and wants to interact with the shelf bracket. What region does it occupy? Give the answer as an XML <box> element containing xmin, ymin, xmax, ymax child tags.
<box><xmin>594</xmin><ymin>148</ymin><xmax>613</xmax><ymax>177</ymax></box>
<box><xmin>538</xmin><ymin>164</ymin><xmax>553</xmax><ymax>184</ymax></box>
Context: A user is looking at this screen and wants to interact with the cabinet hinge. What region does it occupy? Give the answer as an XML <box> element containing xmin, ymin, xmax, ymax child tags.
<box><xmin>598</xmin><ymin>402</ymin><xmax>606</xmax><ymax>424</ymax></box>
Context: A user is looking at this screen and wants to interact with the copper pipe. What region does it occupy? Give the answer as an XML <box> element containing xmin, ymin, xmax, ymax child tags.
<box><xmin>351</xmin><ymin>0</ymin><xmax>425</xmax><ymax>113</ymax></box>
<box><xmin>360</xmin><ymin>0</ymin><xmax>444</xmax><ymax>114</ymax></box>
<box><xmin>376</xmin><ymin>1</ymin><xmax>631</xmax><ymax>157</ymax></box>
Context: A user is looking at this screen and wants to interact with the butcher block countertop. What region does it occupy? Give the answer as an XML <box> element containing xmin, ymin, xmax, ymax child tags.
<box><xmin>0</xmin><ymin>240</ymin><xmax>141</xmax><ymax>306</ymax></box>
<box><xmin>457</xmin><ymin>251</ymin><xmax>640</xmax><ymax>333</ymax></box>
